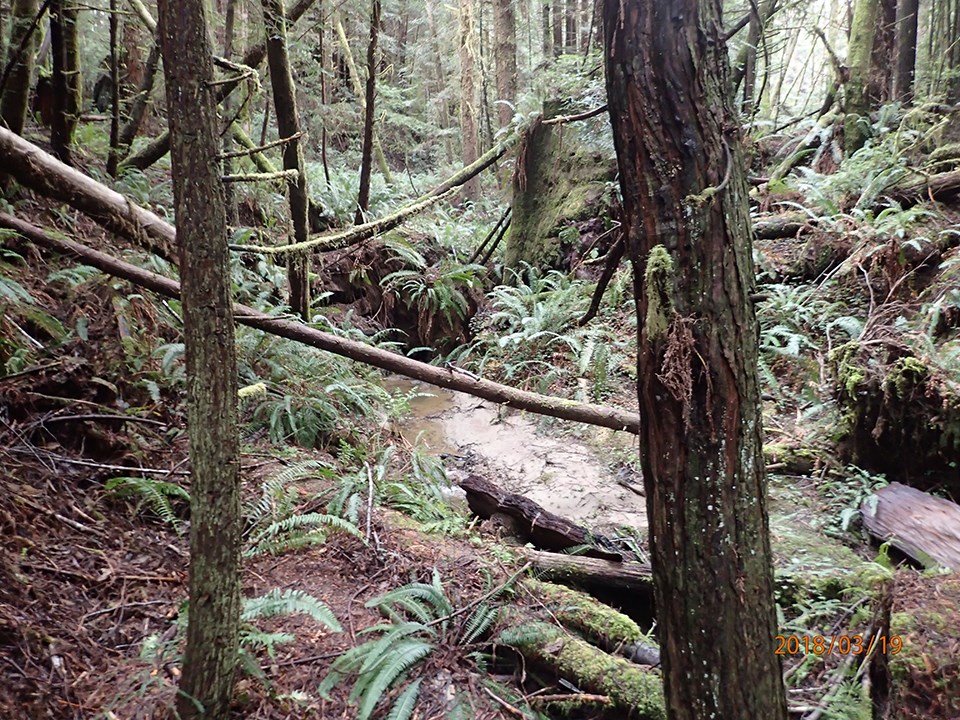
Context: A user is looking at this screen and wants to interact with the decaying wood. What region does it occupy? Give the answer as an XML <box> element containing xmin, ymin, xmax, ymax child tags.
<box><xmin>0</xmin><ymin>212</ymin><xmax>642</xmax><ymax>436</ymax></box>
<box><xmin>520</xmin><ymin>548</ymin><xmax>653</xmax><ymax>591</ymax></box>
<box><xmin>0</xmin><ymin>126</ymin><xmax>176</xmax><ymax>261</ymax></box>
<box><xmin>860</xmin><ymin>482</ymin><xmax>960</xmax><ymax>570</ymax></box>
<box><xmin>496</xmin><ymin>608</ymin><xmax>665</xmax><ymax>718</ymax></box>
<box><xmin>458</xmin><ymin>474</ymin><xmax>624</xmax><ymax>560</ymax></box>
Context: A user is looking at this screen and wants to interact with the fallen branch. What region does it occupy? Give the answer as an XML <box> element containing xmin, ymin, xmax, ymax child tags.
<box><xmin>519</xmin><ymin>549</ymin><xmax>653</xmax><ymax>591</ymax></box>
<box><xmin>0</xmin><ymin>213</ymin><xmax>642</xmax><ymax>435</ymax></box>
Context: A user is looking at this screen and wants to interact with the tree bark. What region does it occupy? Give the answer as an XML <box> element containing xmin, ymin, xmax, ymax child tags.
<box><xmin>868</xmin><ymin>0</ymin><xmax>896</xmax><ymax>103</ymax></box>
<box><xmin>0</xmin><ymin>0</ymin><xmax>39</xmax><ymax>135</ymax></box>
<box><xmin>551</xmin><ymin>0</ymin><xmax>562</xmax><ymax>56</ymax></box>
<box><xmin>493</xmin><ymin>0</ymin><xmax>517</xmax><ymax>128</ymax></box>
<box><xmin>541</xmin><ymin>0</ymin><xmax>553</xmax><ymax>59</ymax></box>
<box><xmin>157</xmin><ymin>0</ymin><xmax>242</xmax><ymax>716</ymax></box>
<box><xmin>106</xmin><ymin>0</ymin><xmax>121</xmax><ymax>176</ymax></box>
<box><xmin>845</xmin><ymin>0</ymin><xmax>880</xmax><ymax>155</ymax></box>
<box><xmin>458</xmin><ymin>0</ymin><xmax>480</xmax><ymax>201</ymax></box>
<box><xmin>603</xmin><ymin>0</ymin><xmax>788</xmax><ymax>717</ymax></box>
<box><xmin>892</xmin><ymin>0</ymin><xmax>919</xmax><ymax>103</ymax></box>
<box><xmin>354</xmin><ymin>0</ymin><xmax>381</xmax><ymax>224</ymax></box>
<box><xmin>49</xmin><ymin>0</ymin><xmax>80</xmax><ymax>164</ymax></box>
<box><xmin>262</xmin><ymin>0</ymin><xmax>310</xmax><ymax>318</ymax></box>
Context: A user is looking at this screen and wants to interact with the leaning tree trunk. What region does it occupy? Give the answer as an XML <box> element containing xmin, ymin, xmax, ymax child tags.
<box><xmin>893</xmin><ymin>0</ymin><xmax>919</xmax><ymax>102</ymax></box>
<box><xmin>602</xmin><ymin>0</ymin><xmax>788</xmax><ymax>718</ymax></box>
<box><xmin>458</xmin><ymin>0</ymin><xmax>480</xmax><ymax>200</ymax></box>
<box><xmin>49</xmin><ymin>0</ymin><xmax>80</xmax><ymax>164</ymax></box>
<box><xmin>354</xmin><ymin>0</ymin><xmax>381</xmax><ymax>224</ymax></box>
<box><xmin>157</xmin><ymin>0</ymin><xmax>243</xmax><ymax>717</ymax></box>
<box><xmin>845</xmin><ymin>0</ymin><xmax>880</xmax><ymax>156</ymax></box>
<box><xmin>263</xmin><ymin>0</ymin><xmax>311</xmax><ymax>318</ymax></box>
<box><xmin>493</xmin><ymin>0</ymin><xmax>517</xmax><ymax>128</ymax></box>
<box><xmin>0</xmin><ymin>0</ymin><xmax>40</xmax><ymax>135</ymax></box>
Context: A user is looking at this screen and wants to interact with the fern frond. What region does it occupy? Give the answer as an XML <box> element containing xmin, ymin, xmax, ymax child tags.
<box><xmin>353</xmin><ymin>639</ymin><xmax>434</xmax><ymax>720</ymax></box>
<box><xmin>242</xmin><ymin>588</ymin><xmax>342</xmax><ymax>631</ymax></box>
<box><xmin>460</xmin><ymin>603</ymin><xmax>498</xmax><ymax>645</ymax></box>
<box><xmin>385</xmin><ymin>677</ymin><xmax>422</xmax><ymax>720</ymax></box>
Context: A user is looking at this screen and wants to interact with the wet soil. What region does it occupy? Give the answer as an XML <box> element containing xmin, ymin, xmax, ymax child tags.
<box><xmin>386</xmin><ymin>378</ymin><xmax>648</xmax><ymax>532</ymax></box>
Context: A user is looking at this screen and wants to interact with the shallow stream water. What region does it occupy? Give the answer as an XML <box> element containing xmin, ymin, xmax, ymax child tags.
<box><xmin>385</xmin><ymin>377</ymin><xmax>648</xmax><ymax>531</ymax></box>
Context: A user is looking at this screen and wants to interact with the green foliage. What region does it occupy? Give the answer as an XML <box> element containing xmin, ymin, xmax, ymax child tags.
<box><xmin>237</xmin><ymin>326</ymin><xmax>394</xmax><ymax>449</ymax></box>
<box><xmin>103</xmin><ymin>476</ymin><xmax>190</xmax><ymax>534</ymax></box>
<box><xmin>815</xmin><ymin>465</ymin><xmax>888</xmax><ymax>538</ymax></box>
<box><xmin>319</xmin><ymin>569</ymin><xmax>504</xmax><ymax>720</ymax></box>
<box><xmin>448</xmin><ymin>264</ymin><xmax>632</xmax><ymax>399</ymax></box>
<box><xmin>244</xmin><ymin>460</ymin><xmax>363</xmax><ymax>557</ymax></box>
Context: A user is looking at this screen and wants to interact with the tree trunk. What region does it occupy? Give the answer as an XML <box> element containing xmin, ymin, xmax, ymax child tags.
<box><xmin>868</xmin><ymin>0</ymin><xmax>896</xmax><ymax>103</ymax></box>
<box><xmin>354</xmin><ymin>0</ymin><xmax>381</xmax><ymax>224</ymax></box>
<box><xmin>107</xmin><ymin>0</ymin><xmax>121</xmax><ymax>177</ymax></box>
<box><xmin>542</xmin><ymin>0</ymin><xmax>553</xmax><ymax>58</ymax></box>
<box><xmin>458</xmin><ymin>0</ymin><xmax>480</xmax><ymax>201</ymax></box>
<box><xmin>157</xmin><ymin>0</ymin><xmax>242</xmax><ymax>717</ymax></box>
<box><xmin>564</xmin><ymin>0</ymin><xmax>576</xmax><ymax>52</ymax></box>
<box><xmin>551</xmin><ymin>0</ymin><xmax>562</xmax><ymax>56</ymax></box>
<box><xmin>333</xmin><ymin>17</ymin><xmax>393</xmax><ymax>184</ymax></box>
<box><xmin>493</xmin><ymin>0</ymin><xmax>517</xmax><ymax>128</ymax></box>
<box><xmin>892</xmin><ymin>0</ymin><xmax>919</xmax><ymax>102</ymax></box>
<box><xmin>602</xmin><ymin>0</ymin><xmax>788</xmax><ymax>717</ymax></box>
<box><xmin>730</xmin><ymin>0</ymin><xmax>779</xmax><ymax>97</ymax></box>
<box><xmin>222</xmin><ymin>0</ymin><xmax>239</xmax><ymax>227</ymax></box>
<box><xmin>118</xmin><ymin>0</ymin><xmax>318</xmax><ymax>173</ymax></box>
<box><xmin>263</xmin><ymin>0</ymin><xmax>310</xmax><ymax>318</ymax></box>
<box><xmin>424</xmin><ymin>1</ymin><xmax>455</xmax><ymax>164</ymax></box>
<box><xmin>49</xmin><ymin>0</ymin><xmax>80</xmax><ymax>164</ymax></box>
<box><xmin>845</xmin><ymin>0</ymin><xmax>880</xmax><ymax>156</ymax></box>
<box><xmin>0</xmin><ymin>0</ymin><xmax>39</xmax><ymax>135</ymax></box>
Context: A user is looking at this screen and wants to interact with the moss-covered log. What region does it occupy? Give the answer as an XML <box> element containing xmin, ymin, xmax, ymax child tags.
<box><xmin>520</xmin><ymin>549</ymin><xmax>653</xmax><ymax>591</ymax></box>
<box><xmin>521</xmin><ymin>578</ymin><xmax>643</xmax><ymax>648</ymax></box>
<box><xmin>496</xmin><ymin>609</ymin><xmax>665</xmax><ymax>718</ymax></box>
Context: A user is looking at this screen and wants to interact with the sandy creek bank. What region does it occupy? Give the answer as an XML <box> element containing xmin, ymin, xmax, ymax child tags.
<box><xmin>385</xmin><ymin>378</ymin><xmax>648</xmax><ymax>532</ymax></box>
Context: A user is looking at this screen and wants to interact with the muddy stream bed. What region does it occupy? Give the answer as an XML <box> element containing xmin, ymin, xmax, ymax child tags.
<box><xmin>386</xmin><ymin>378</ymin><xmax>648</xmax><ymax>532</ymax></box>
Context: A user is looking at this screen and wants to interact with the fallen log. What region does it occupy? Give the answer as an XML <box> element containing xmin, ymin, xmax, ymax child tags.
<box><xmin>0</xmin><ymin>212</ymin><xmax>642</xmax><ymax>436</ymax></box>
<box><xmin>496</xmin><ymin>608</ymin><xmax>665</xmax><ymax>719</ymax></box>
<box><xmin>458</xmin><ymin>474</ymin><xmax>625</xmax><ymax>560</ymax></box>
<box><xmin>860</xmin><ymin>482</ymin><xmax>960</xmax><ymax>570</ymax></box>
<box><xmin>520</xmin><ymin>549</ymin><xmax>653</xmax><ymax>591</ymax></box>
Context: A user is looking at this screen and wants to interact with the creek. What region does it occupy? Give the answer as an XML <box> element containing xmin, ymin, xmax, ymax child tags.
<box><xmin>386</xmin><ymin>377</ymin><xmax>648</xmax><ymax>532</ymax></box>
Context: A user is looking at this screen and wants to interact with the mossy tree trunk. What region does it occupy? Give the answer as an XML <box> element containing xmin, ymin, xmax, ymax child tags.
<box><xmin>0</xmin><ymin>0</ymin><xmax>39</xmax><ymax>135</ymax></box>
<box><xmin>845</xmin><ymin>0</ymin><xmax>880</xmax><ymax>156</ymax></box>
<box><xmin>603</xmin><ymin>0</ymin><xmax>788</xmax><ymax>718</ymax></box>
<box><xmin>458</xmin><ymin>0</ymin><xmax>480</xmax><ymax>200</ymax></box>
<box><xmin>49</xmin><ymin>0</ymin><xmax>80</xmax><ymax>164</ymax></box>
<box><xmin>158</xmin><ymin>0</ymin><xmax>242</xmax><ymax>717</ymax></box>
<box><xmin>263</xmin><ymin>0</ymin><xmax>310</xmax><ymax>318</ymax></box>
<box><xmin>493</xmin><ymin>0</ymin><xmax>517</xmax><ymax>128</ymax></box>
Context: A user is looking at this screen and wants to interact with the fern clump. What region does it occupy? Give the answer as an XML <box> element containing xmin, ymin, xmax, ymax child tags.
<box><xmin>104</xmin><ymin>476</ymin><xmax>190</xmax><ymax>534</ymax></box>
<box><xmin>319</xmin><ymin>569</ymin><xmax>504</xmax><ymax>720</ymax></box>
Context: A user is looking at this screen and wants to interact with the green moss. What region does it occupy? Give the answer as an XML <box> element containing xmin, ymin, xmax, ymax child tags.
<box><xmin>886</xmin><ymin>356</ymin><xmax>928</xmax><ymax>399</ymax></box>
<box><xmin>498</xmin><ymin>617</ymin><xmax>665</xmax><ymax>718</ymax></box>
<box><xmin>643</xmin><ymin>245</ymin><xmax>674</xmax><ymax>340</ymax></box>
<box><xmin>522</xmin><ymin>578</ymin><xmax>643</xmax><ymax>646</ymax></box>
<box><xmin>504</xmin><ymin>113</ymin><xmax>616</xmax><ymax>270</ymax></box>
